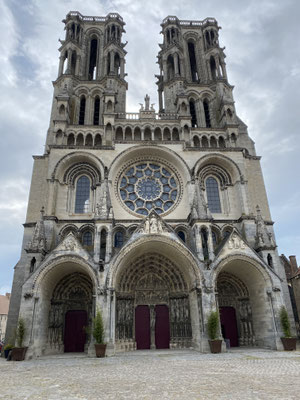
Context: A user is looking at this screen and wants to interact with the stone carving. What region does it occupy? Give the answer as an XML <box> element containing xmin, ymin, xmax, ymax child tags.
<box><xmin>95</xmin><ymin>178</ymin><xmax>112</xmax><ymax>219</ymax></box>
<box><xmin>227</xmin><ymin>233</ymin><xmax>246</xmax><ymax>250</ymax></box>
<box><xmin>191</xmin><ymin>180</ymin><xmax>211</xmax><ymax>220</ymax></box>
<box><xmin>26</xmin><ymin>207</ymin><xmax>47</xmax><ymax>254</ymax></box>
<box><xmin>170</xmin><ymin>297</ymin><xmax>192</xmax><ymax>339</ymax></box>
<box><xmin>136</xmin><ymin>211</ymin><xmax>171</xmax><ymax>235</ymax></box>
<box><xmin>116</xmin><ymin>298</ymin><xmax>134</xmax><ymax>340</ymax></box>
<box><xmin>255</xmin><ymin>205</ymin><xmax>276</xmax><ymax>249</ymax></box>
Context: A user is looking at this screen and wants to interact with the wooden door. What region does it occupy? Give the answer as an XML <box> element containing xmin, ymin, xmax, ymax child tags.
<box><xmin>220</xmin><ymin>306</ymin><xmax>239</xmax><ymax>347</ymax></box>
<box><xmin>155</xmin><ymin>305</ymin><xmax>170</xmax><ymax>349</ymax></box>
<box><xmin>135</xmin><ymin>305</ymin><xmax>150</xmax><ymax>349</ymax></box>
<box><xmin>64</xmin><ymin>310</ymin><xmax>87</xmax><ymax>352</ymax></box>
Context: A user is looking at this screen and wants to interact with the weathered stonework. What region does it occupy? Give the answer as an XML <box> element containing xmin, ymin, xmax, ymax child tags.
<box><xmin>5</xmin><ymin>12</ymin><xmax>295</xmax><ymax>358</ymax></box>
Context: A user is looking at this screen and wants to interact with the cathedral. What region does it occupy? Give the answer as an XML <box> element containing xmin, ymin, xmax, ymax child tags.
<box><xmin>6</xmin><ymin>12</ymin><xmax>295</xmax><ymax>357</ymax></box>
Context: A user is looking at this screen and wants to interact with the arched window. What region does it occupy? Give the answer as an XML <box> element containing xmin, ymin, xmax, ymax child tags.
<box><xmin>75</xmin><ymin>176</ymin><xmax>90</xmax><ymax>213</ymax></box>
<box><xmin>189</xmin><ymin>100</ymin><xmax>197</xmax><ymax>127</ymax></box>
<box><xmin>67</xmin><ymin>133</ymin><xmax>75</xmax><ymax>146</ymax></box>
<box><xmin>93</xmin><ymin>96</ymin><xmax>100</xmax><ymax>125</ymax></box>
<box><xmin>177</xmin><ymin>230</ymin><xmax>186</xmax><ymax>242</ymax></box>
<box><xmin>85</xmin><ymin>134</ymin><xmax>93</xmax><ymax>146</ymax></box>
<box><xmin>188</xmin><ymin>41</ymin><xmax>198</xmax><ymax>82</ymax></box>
<box><xmin>211</xmin><ymin>230</ymin><xmax>219</xmax><ymax>249</ymax></box>
<box><xmin>114</xmin><ymin>53</ymin><xmax>121</xmax><ymax>76</ymax></box>
<box><xmin>100</xmin><ymin>229</ymin><xmax>107</xmax><ymax>260</ymax></box>
<box><xmin>30</xmin><ymin>257</ymin><xmax>36</xmax><ymax>273</ymax></box>
<box><xmin>201</xmin><ymin>228</ymin><xmax>209</xmax><ymax>260</ymax></box>
<box><xmin>219</xmin><ymin>136</ymin><xmax>226</xmax><ymax>148</ymax></box>
<box><xmin>88</xmin><ymin>38</ymin><xmax>98</xmax><ymax>80</ymax></box>
<box><xmin>78</xmin><ymin>96</ymin><xmax>86</xmax><ymax>125</ymax></box>
<box><xmin>167</xmin><ymin>55</ymin><xmax>175</xmax><ymax>80</ymax></box>
<box><xmin>210</xmin><ymin>56</ymin><xmax>217</xmax><ymax>80</ymax></box>
<box><xmin>210</xmin><ymin>137</ymin><xmax>217</xmax><ymax>147</ymax></box>
<box><xmin>206</xmin><ymin>177</ymin><xmax>221</xmax><ymax>213</ymax></box>
<box><xmin>82</xmin><ymin>231</ymin><xmax>93</xmax><ymax>246</ymax></box>
<box><xmin>95</xmin><ymin>134</ymin><xmax>102</xmax><ymax>147</ymax></box>
<box><xmin>71</xmin><ymin>51</ymin><xmax>76</xmax><ymax>75</ymax></box>
<box><xmin>114</xmin><ymin>231</ymin><xmax>124</xmax><ymax>248</ymax></box>
<box><xmin>193</xmin><ymin>136</ymin><xmax>200</xmax><ymax>147</ymax></box>
<box><xmin>203</xmin><ymin>99</ymin><xmax>211</xmax><ymax>128</ymax></box>
<box><xmin>223</xmin><ymin>229</ymin><xmax>231</xmax><ymax>239</ymax></box>
<box><xmin>267</xmin><ymin>253</ymin><xmax>273</xmax><ymax>268</ymax></box>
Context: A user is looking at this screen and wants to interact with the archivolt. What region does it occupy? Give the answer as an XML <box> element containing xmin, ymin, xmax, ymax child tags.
<box><xmin>117</xmin><ymin>253</ymin><xmax>188</xmax><ymax>293</ymax></box>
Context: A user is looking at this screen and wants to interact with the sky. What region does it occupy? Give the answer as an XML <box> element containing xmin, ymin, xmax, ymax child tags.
<box><xmin>0</xmin><ymin>0</ymin><xmax>300</xmax><ymax>294</ymax></box>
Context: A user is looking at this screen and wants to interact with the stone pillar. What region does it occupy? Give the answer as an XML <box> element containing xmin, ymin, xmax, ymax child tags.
<box><xmin>66</xmin><ymin>48</ymin><xmax>72</xmax><ymax>74</ymax></box>
<box><xmin>120</xmin><ymin>58</ymin><xmax>125</xmax><ymax>79</ymax></box>
<box><xmin>105</xmin><ymin>227</ymin><xmax>112</xmax><ymax>263</ymax></box>
<box><xmin>194</xmin><ymin>226</ymin><xmax>204</xmax><ymax>261</ymax></box>
<box><xmin>110</xmin><ymin>50</ymin><xmax>115</xmax><ymax>74</ymax></box>
<box><xmin>58</xmin><ymin>56</ymin><xmax>64</xmax><ymax>77</ymax></box>
<box><xmin>174</xmin><ymin>53</ymin><xmax>179</xmax><ymax>76</ymax></box>
<box><xmin>163</xmin><ymin>60</ymin><xmax>167</xmax><ymax>82</ymax></box>
<box><xmin>94</xmin><ymin>226</ymin><xmax>100</xmax><ymax>263</ymax></box>
<box><xmin>158</xmin><ymin>89</ymin><xmax>163</xmax><ymax>111</ymax></box>
<box><xmin>75</xmin><ymin>55</ymin><xmax>81</xmax><ymax>76</ymax></box>
<box><xmin>207</xmin><ymin>226</ymin><xmax>215</xmax><ymax>261</ymax></box>
<box><xmin>150</xmin><ymin>305</ymin><xmax>156</xmax><ymax>349</ymax></box>
<box><xmin>215</xmin><ymin>56</ymin><xmax>221</xmax><ymax>78</ymax></box>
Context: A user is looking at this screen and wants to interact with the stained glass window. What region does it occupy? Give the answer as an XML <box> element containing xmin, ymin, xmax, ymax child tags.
<box><xmin>206</xmin><ymin>177</ymin><xmax>221</xmax><ymax>213</ymax></box>
<box><xmin>119</xmin><ymin>162</ymin><xmax>179</xmax><ymax>216</ymax></box>
<box><xmin>75</xmin><ymin>175</ymin><xmax>90</xmax><ymax>213</ymax></box>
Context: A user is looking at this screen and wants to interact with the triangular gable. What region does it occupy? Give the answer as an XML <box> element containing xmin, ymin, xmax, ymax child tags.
<box><xmin>46</xmin><ymin>232</ymin><xmax>92</xmax><ymax>262</ymax></box>
<box><xmin>134</xmin><ymin>210</ymin><xmax>174</xmax><ymax>235</ymax></box>
<box><xmin>214</xmin><ymin>228</ymin><xmax>267</xmax><ymax>267</ymax></box>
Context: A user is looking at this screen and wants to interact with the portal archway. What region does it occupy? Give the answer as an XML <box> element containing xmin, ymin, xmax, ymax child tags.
<box><xmin>116</xmin><ymin>252</ymin><xmax>191</xmax><ymax>350</ymax></box>
<box><xmin>215</xmin><ymin>256</ymin><xmax>275</xmax><ymax>348</ymax></box>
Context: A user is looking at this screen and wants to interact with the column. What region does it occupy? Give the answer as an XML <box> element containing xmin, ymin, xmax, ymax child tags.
<box><xmin>110</xmin><ymin>50</ymin><xmax>115</xmax><ymax>74</ymax></box>
<box><xmin>58</xmin><ymin>56</ymin><xmax>64</xmax><ymax>77</ymax></box>
<box><xmin>66</xmin><ymin>48</ymin><xmax>72</xmax><ymax>74</ymax></box>
<box><xmin>120</xmin><ymin>58</ymin><xmax>125</xmax><ymax>79</ymax></box>
<box><xmin>105</xmin><ymin>226</ymin><xmax>112</xmax><ymax>263</ymax></box>
<box><xmin>75</xmin><ymin>55</ymin><xmax>81</xmax><ymax>76</ymax></box>
<box><xmin>174</xmin><ymin>53</ymin><xmax>179</xmax><ymax>76</ymax></box>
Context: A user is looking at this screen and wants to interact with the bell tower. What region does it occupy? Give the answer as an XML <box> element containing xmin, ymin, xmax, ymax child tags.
<box><xmin>46</xmin><ymin>11</ymin><xmax>127</xmax><ymax>149</ymax></box>
<box><xmin>157</xmin><ymin>16</ymin><xmax>236</xmax><ymax>134</ymax></box>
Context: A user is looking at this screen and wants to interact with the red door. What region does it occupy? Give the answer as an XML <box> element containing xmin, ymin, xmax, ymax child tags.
<box><xmin>220</xmin><ymin>306</ymin><xmax>239</xmax><ymax>347</ymax></box>
<box><xmin>135</xmin><ymin>305</ymin><xmax>150</xmax><ymax>349</ymax></box>
<box><xmin>64</xmin><ymin>310</ymin><xmax>87</xmax><ymax>352</ymax></box>
<box><xmin>155</xmin><ymin>305</ymin><xmax>170</xmax><ymax>349</ymax></box>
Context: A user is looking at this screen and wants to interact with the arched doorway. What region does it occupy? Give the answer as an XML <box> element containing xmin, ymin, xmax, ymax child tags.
<box><xmin>48</xmin><ymin>272</ymin><xmax>93</xmax><ymax>353</ymax></box>
<box><xmin>115</xmin><ymin>252</ymin><xmax>192</xmax><ymax>350</ymax></box>
<box><xmin>217</xmin><ymin>272</ymin><xmax>254</xmax><ymax>347</ymax></box>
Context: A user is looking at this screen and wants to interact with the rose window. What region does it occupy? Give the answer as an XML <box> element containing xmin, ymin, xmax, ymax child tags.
<box><xmin>118</xmin><ymin>162</ymin><xmax>179</xmax><ymax>216</ymax></box>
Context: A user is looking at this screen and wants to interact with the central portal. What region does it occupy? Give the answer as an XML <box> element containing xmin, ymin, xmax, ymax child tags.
<box><xmin>135</xmin><ymin>304</ymin><xmax>170</xmax><ymax>349</ymax></box>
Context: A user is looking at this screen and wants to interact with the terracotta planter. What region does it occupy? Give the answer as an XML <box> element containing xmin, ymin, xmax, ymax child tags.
<box><xmin>95</xmin><ymin>343</ymin><xmax>106</xmax><ymax>358</ymax></box>
<box><xmin>208</xmin><ymin>340</ymin><xmax>222</xmax><ymax>353</ymax></box>
<box><xmin>11</xmin><ymin>347</ymin><xmax>28</xmax><ymax>361</ymax></box>
<box><xmin>281</xmin><ymin>337</ymin><xmax>297</xmax><ymax>351</ymax></box>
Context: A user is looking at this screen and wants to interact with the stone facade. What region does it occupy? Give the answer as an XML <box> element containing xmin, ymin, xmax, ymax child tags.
<box><xmin>0</xmin><ymin>293</ymin><xmax>10</xmax><ymax>341</ymax></box>
<box><xmin>6</xmin><ymin>12</ymin><xmax>295</xmax><ymax>358</ymax></box>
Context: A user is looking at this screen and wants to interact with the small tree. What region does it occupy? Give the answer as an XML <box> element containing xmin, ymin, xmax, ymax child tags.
<box><xmin>207</xmin><ymin>310</ymin><xmax>219</xmax><ymax>340</ymax></box>
<box><xmin>93</xmin><ymin>309</ymin><xmax>105</xmax><ymax>344</ymax></box>
<box><xmin>279</xmin><ymin>306</ymin><xmax>291</xmax><ymax>338</ymax></box>
<box><xmin>16</xmin><ymin>318</ymin><xmax>26</xmax><ymax>347</ymax></box>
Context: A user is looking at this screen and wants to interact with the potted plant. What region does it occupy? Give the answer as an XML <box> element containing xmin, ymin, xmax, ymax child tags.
<box><xmin>3</xmin><ymin>343</ymin><xmax>14</xmax><ymax>359</ymax></box>
<box><xmin>207</xmin><ymin>310</ymin><xmax>222</xmax><ymax>353</ymax></box>
<box><xmin>93</xmin><ymin>308</ymin><xmax>106</xmax><ymax>357</ymax></box>
<box><xmin>11</xmin><ymin>317</ymin><xmax>28</xmax><ymax>361</ymax></box>
<box><xmin>279</xmin><ymin>306</ymin><xmax>297</xmax><ymax>351</ymax></box>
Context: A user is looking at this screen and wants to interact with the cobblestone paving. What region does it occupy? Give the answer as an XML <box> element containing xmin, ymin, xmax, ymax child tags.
<box><xmin>1</xmin><ymin>348</ymin><xmax>300</xmax><ymax>399</ymax></box>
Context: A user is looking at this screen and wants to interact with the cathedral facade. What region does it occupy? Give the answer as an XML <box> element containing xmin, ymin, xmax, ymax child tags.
<box><xmin>6</xmin><ymin>12</ymin><xmax>295</xmax><ymax>357</ymax></box>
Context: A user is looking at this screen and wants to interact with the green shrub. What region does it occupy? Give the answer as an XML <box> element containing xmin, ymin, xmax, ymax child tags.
<box><xmin>93</xmin><ymin>309</ymin><xmax>105</xmax><ymax>344</ymax></box>
<box><xmin>207</xmin><ymin>310</ymin><xmax>219</xmax><ymax>340</ymax></box>
<box><xmin>279</xmin><ymin>306</ymin><xmax>291</xmax><ymax>338</ymax></box>
<box><xmin>4</xmin><ymin>343</ymin><xmax>14</xmax><ymax>351</ymax></box>
<box><xmin>16</xmin><ymin>318</ymin><xmax>26</xmax><ymax>347</ymax></box>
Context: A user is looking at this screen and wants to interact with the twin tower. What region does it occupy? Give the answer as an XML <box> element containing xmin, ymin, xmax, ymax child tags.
<box><xmin>48</xmin><ymin>11</ymin><xmax>236</xmax><ymax>148</ymax></box>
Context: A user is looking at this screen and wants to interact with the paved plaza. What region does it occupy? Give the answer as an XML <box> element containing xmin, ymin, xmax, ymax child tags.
<box><xmin>1</xmin><ymin>348</ymin><xmax>300</xmax><ymax>399</ymax></box>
